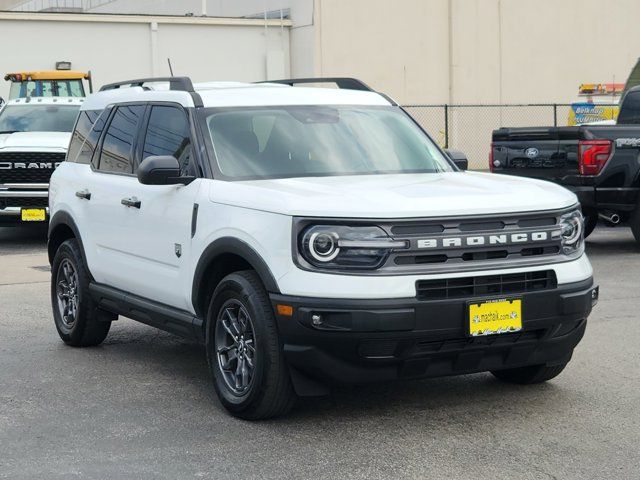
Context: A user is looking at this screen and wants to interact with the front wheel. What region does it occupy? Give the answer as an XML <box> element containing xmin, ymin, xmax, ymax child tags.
<box><xmin>51</xmin><ymin>239</ymin><xmax>111</xmax><ymax>347</ymax></box>
<box><xmin>491</xmin><ymin>362</ymin><xmax>568</xmax><ymax>384</ymax></box>
<box><xmin>206</xmin><ymin>271</ymin><xmax>296</xmax><ymax>420</ymax></box>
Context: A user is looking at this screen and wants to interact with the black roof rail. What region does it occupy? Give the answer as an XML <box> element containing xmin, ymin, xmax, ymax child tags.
<box><xmin>259</xmin><ymin>77</ymin><xmax>374</xmax><ymax>92</ymax></box>
<box><xmin>98</xmin><ymin>76</ymin><xmax>203</xmax><ymax>107</ymax></box>
<box><xmin>99</xmin><ymin>76</ymin><xmax>195</xmax><ymax>92</ymax></box>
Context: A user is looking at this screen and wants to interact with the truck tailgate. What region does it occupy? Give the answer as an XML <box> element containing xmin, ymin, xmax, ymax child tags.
<box><xmin>492</xmin><ymin>127</ymin><xmax>581</xmax><ymax>182</ymax></box>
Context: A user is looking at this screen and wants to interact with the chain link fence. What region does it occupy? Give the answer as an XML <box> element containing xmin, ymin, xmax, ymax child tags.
<box><xmin>404</xmin><ymin>104</ymin><xmax>618</xmax><ymax>170</ymax></box>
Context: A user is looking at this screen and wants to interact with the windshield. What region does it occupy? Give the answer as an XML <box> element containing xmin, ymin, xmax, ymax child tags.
<box><xmin>9</xmin><ymin>80</ymin><xmax>85</xmax><ymax>99</ymax></box>
<box><xmin>0</xmin><ymin>105</ymin><xmax>80</xmax><ymax>133</ymax></box>
<box><xmin>203</xmin><ymin>106</ymin><xmax>453</xmax><ymax>180</ymax></box>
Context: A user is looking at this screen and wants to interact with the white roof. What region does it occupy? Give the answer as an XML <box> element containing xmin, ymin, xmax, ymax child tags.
<box><xmin>6</xmin><ymin>97</ymin><xmax>84</xmax><ymax>106</ymax></box>
<box><xmin>81</xmin><ymin>81</ymin><xmax>392</xmax><ymax>110</ymax></box>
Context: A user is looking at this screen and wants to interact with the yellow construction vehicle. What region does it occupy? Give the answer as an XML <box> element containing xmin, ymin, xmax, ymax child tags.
<box><xmin>3</xmin><ymin>70</ymin><xmax>92</xmax><ymax>99</ymax></box>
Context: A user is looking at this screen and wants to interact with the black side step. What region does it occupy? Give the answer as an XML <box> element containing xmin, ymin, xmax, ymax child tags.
<box><xmin>89</xmin><ymin>283</ymin><xmax>204</xmax><ymax>343</ymax></box>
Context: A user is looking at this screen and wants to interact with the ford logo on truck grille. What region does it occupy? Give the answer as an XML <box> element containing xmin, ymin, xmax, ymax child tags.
<box><xmin>525</xmin><ymin>147</ymin><xmax>539</xmax><ymax>159</ymax></box>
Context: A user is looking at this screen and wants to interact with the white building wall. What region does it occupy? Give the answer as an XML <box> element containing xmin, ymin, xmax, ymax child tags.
<box><xmin>313</xmin><ymin>0</ymin><xmax>640</xmax><ymax>105</ymax></box>
<box><xmin>0</xmin><ymin>12</ymin><xmax>290</xmax><ymax>101</ymax></box>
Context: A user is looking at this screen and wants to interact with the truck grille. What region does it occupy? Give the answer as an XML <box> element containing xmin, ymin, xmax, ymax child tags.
<box><xmin>416</xmin><ymin>270</ymin><xmax>557</xmax><ymax>301</ymax></box>
<box><xmin>0</xmin><ymin>152</ymin><xmax>64</xmax><ymax>184</ymax></box>
<box><xmin>0</xmin><ymin>197</ymin><xmax>49</xmax><ymax>209</ymax></box>
<box><xmin>380</xmin><ymin>209</ymin><xmax>569</xmax><ymax>274</ymax></box>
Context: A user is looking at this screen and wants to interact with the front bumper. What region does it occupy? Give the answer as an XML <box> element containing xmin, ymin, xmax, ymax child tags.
<box><xmin>0</xmin><ymin>187</ymin><xmax>49</xmax><ymax>224</ymax></box>
<box><xmin>271</xmin><ymin>278</ymin><xmax>597</xmax><ymax>385</ymax></box>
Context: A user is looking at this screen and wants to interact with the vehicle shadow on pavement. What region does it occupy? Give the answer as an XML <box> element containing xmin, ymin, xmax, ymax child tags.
<box><xmin>96</xmin><ymin>321</ymin><xmax>570</xmax><ymax>427</ymax></box>
<box><xmin>0</xmin><ymin>225</ymin><xmax>48</xmax><ymax>254</ymax></box>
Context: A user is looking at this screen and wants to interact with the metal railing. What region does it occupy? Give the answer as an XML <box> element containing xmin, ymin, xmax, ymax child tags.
<box><xmin>404</xmin><ymin>103</ymin><xmax>618</xmax><ymax>170</ymax></box>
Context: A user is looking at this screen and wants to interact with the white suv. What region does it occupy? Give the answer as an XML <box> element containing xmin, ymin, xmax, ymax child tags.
<box><xmin>48</xmin><ymin>77</ymin><xmax>598</xmax><ymax>419</ymax></box>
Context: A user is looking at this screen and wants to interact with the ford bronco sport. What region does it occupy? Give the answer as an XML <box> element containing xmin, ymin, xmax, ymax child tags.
<box><xmin>48</xmin><ymin>77</ymin><xmax>598</xmax><ymax>419</ymax></box>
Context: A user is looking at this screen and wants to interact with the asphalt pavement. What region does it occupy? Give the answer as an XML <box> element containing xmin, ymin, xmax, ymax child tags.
<box><xmin>0</xmin><ymin>224</ymin><xmax>638</xmax><ymax>479</ymax></box>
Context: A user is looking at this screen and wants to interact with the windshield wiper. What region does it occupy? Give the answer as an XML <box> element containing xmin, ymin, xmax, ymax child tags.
<box><xmin>0</xmin><ymin>130</ymin><xmax>19</xmax><ymax>134</ymax></box>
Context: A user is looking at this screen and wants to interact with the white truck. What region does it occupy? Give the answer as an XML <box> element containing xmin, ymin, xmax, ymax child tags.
<box><xmin>0</xmin><ymin>97</ymin><xmax>82</xmax><ymax>224</ymax></box>
<box><xmin>48</xmin><ymin>77</ymin><xmax>598</xmax><ymax>419</ymax></box>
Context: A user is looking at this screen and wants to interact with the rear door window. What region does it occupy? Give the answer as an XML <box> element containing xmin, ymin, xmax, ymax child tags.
<box><xmin>97</xmin><ymin>105</ymin><xmax>146</xmax><ymax>174</ymax></box>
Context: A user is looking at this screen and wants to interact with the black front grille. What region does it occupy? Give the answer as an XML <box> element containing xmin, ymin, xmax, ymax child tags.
<box><xmin>416</xmin><ymin>270</ymin><xmax>557</xmax><ymax>301</ymax></box>
<box><xmin>0</xmin><ymin>197</ymin><xmax>48</xmax><ymax>208</ymax></box>
<box><xmin>0</xmin><ymin>152</ymin><xmax>64</xmax><ymax>183</ymax></box>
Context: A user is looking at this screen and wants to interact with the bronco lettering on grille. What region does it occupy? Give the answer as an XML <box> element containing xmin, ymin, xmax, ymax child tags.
<box><xmin>416</xmin><ymin>231</ymin><xmax>551</xmax><ymax>249</ymax></box>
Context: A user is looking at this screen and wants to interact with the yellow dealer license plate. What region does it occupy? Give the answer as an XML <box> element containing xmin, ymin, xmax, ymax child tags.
<box><xmin>469</xmin><ymin>298</ymin><xmax>522</xmax><ymax>336</ymax></box>
<box><xmin>21</xmin><ymin>208</ymin><xmax>46</xmax><ymax>222</ymax></box>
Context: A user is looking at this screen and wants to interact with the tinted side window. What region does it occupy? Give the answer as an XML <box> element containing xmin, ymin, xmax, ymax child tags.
<box><xmin>67</xmin><ymin>109</ymin><xmax>105</xmax><ymax>164</ymax></box>
<box><xmin>142</xmin><ymin>106</ymin><xmax>192</xmax><ymax>175</ymax></box>
<box><xmin>618</xmin><ymin>92</ymin><xmax>640</xmax><ymax>124</ymax></box>
<box><xmin>98</xmin><ymin>105</ymin><xmax>145</xmax><ymax>174</ymax></box>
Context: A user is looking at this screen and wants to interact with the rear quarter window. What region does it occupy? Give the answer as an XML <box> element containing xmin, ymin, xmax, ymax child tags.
<box><xmin>67</xmin><ymin>109</ymin><xmax>105</xmax><ymax>164</ymax></box>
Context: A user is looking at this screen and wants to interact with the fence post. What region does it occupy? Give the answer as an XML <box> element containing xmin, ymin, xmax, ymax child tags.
<box><xmin>444</xmin><ymin>104</ymin><xmax>449</xmax><ymax>149</ymax></box>
<box><xmin>553</xmin><ymin>104</ymin><xmax>558</xmax><ymax>126</ymax></box>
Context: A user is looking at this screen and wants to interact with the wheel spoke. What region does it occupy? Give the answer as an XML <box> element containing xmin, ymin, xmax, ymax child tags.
<box><xmin>241</xmin><ymin>359</ymin><xmax>250</xmax><ymax>388</ymax></box>
<box><xmin>245</xmin><ymin>354</ymin><xmax>254</xmax><ymax>369</ymax></box>
<box><xmin>235</xmin><ymin>356</ymin><xmax>244</xmax><ymax>390</ymax></box>
<box><xmin>237</xmin><ymin>309</ymin><xmax>248</xmax><ymax>334</ymax></box>
<box><xmin>217</xmin><ymin>344</ymin><xmax>234</xmax><ymax>354</ymax></box>
<box><xmin>220</xmin><ymin>349</ymin><xmax>238</xmax><ymax>371</ymax></box>
<box><xmin>221</xmin><ymin>318</ymin><xmax>236</xmax><ymax>338</ymax></box>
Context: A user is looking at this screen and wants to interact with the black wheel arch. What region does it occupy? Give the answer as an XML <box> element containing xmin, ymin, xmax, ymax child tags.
<box><xmin>48</xmin><ymin>211</ymin><xmax>90</xmax><ymax>273</ymax></box>
<box><xmin>192</xmin><ymin>237</ymin><xmax>280</xmax><ymax>319</ymax></box>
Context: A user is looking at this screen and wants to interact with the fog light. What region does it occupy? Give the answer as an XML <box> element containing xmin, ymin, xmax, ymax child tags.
<box><xmin>591</xmin><ymin>287</ymin><xmax>599</xmax><ymax>306</ymax></box>
<box><xmin>311</xmin><ymin>314</ymin><xmax>323</xmax><ymax>326</ymax></box>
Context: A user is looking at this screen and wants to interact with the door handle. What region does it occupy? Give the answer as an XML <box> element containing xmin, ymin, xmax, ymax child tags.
<box><xmin>121</xmin><ymin>196</ymin><xmax>141</xmax><ymax>209</ymax></box>
<box><xmin>75</xmin><ymin>189</ymin><xmax>91</xmax><ymax>200</ymax></box>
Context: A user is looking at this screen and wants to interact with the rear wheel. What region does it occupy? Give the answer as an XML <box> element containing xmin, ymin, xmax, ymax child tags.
<box><xmin>491</xmin><ymin>362</ymin><xmax>568</xmax><ymax>384</ymax></box>
<box><xmin>51</xmin><ymin>239</ymin><xmax>111</xmax><ymax>347</ymax></box>
<box><xmin>206</xmin><ymin>271</ymin><xmax>296</xmax><ymax>420</ymax></box>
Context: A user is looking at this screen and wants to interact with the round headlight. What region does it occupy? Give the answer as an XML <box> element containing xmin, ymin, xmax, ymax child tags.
<box><xmin>560</xmin><ymin>212</ymin><xmax>583</xmax><ymax>245</ymax></box>
<box><xmin>309</xmin><ymin>232</ymin><xmax>340</xmax><ymax>262</ymax></box>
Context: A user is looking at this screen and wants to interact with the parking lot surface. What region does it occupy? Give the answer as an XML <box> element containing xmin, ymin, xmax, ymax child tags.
<box><xmin>0</xmin><ymin>225</ymin><xmax>638</xmax><ymax>480</ymax></box>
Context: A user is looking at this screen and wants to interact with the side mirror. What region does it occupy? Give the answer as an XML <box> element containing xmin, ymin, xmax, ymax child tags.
<box><xmin>445</xmin><ymin>149</ymin><xmax>468</xmax><ymax>171</ymax></box>
<box><xmin>137</xmin><ymin>155</ymin><xmax>195</xmax><ymax>185</ymax></box>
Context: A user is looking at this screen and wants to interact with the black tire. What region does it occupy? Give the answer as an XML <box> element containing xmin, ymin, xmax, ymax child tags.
<box><xmin>491</xmin><ymin>362</ymin><xmax>568</xmax><ymax>385</ymax></box>
<box><xmin>583</xmin><ymin>210</ymin><xmax>598</xmax><ymax>239</ymax></box>
<box><xmin>51</xmin><ymin>238</ymin><xmax>111</xmax><ymax>347</ymax></box>
<box><xmin>206</xmin><ymin>270</ymin><xmax>296</xmax><ymax>420</ymax></box>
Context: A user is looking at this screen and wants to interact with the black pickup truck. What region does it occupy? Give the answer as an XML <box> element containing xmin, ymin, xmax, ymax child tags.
<box><xmin>491</xmin><ymin>86</ymin><xmax>640</xmax><ymax>242</ymax></box>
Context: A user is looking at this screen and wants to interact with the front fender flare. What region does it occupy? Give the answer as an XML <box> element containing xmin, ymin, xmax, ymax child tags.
<box><xmin>191</xmin><ymin>237</ymin><xmax>281</xmax><ymax>317</ymax></box>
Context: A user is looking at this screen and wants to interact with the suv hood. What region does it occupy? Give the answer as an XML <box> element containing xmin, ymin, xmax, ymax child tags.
<box><xmin>0</xmin><ymin>131</ymin><xmax>71</xmax><ymax>150</ymax></box>
<box><xmin>210</xmin><ymin>171</ymin><xmax>578</xmax><ymax>218</ymax></box>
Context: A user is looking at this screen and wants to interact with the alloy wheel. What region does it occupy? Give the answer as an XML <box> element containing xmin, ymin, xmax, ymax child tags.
<box><xmin>56</xmin><ymin>258</ymin><xmax>79</xmax><ymax>329</ymax></box>
<box><xmin>215</xmin><ymin>299</ymin><xmax>257</xmax><ymax>395</ymax></box>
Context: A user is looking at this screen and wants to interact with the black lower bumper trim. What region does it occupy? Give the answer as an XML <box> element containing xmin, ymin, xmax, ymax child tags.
<box><xmin>270</xmin><ymin>278</ymin><xmax>596</xmax><ymax>385</ymax></box>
